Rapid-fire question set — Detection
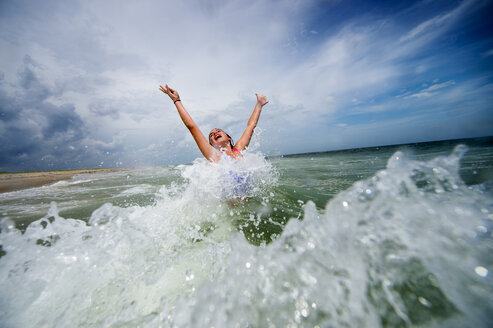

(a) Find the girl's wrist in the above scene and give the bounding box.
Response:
[174,99,181,104]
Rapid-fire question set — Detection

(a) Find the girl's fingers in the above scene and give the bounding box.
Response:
[159,85,168,94]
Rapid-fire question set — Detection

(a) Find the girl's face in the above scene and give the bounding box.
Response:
[209,129,230,148]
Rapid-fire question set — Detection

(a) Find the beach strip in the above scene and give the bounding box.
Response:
[0,168,126,193]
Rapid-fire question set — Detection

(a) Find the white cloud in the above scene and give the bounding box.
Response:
[399,0,472,43]
[425,80,456,91]
[0,0,491,169]
[404,80,456,99]
[482,49,493,57]
[0,0,317,167]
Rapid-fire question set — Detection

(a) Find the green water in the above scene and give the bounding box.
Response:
[0,137,492,327]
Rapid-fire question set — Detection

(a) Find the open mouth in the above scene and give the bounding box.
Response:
[209,130,225,143]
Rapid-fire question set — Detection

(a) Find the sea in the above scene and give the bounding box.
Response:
[1,137,492,328]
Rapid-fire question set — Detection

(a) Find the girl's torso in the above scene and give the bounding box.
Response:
[223,148,242,160]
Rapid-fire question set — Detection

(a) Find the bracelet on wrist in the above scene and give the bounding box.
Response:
[174,99,181,104]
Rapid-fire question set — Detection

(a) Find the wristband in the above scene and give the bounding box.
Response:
[174,99,181,104]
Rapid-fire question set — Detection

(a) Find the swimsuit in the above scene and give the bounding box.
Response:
[220,149,251,197]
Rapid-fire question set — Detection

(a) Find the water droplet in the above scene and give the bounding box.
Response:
[185,269,195,281]
[245,262,251,269]
[474,266,488,277]
[418,296,431,307]
[342,201,349,207]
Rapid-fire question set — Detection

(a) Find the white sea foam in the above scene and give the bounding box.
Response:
[117,184,154,196]
[1,147,492,327]
[0,151,277,327]
[50,178,97,187]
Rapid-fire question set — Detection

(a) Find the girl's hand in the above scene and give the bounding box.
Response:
[159,84,180,102]
[256,93,269,107]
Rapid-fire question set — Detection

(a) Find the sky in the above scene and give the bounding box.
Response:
[0,0,492,171]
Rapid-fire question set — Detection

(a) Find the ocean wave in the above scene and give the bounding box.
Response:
[0,147,492,327]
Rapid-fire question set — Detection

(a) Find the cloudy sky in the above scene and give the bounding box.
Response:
[0,0,492,171]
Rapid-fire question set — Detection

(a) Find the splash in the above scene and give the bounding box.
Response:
[1,146,492,327]
[162,145,493,327]
[0,151,278,327]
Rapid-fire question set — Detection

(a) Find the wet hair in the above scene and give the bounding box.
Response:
[209,128,234,148]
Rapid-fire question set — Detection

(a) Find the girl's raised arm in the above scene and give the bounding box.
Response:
[159,84,220,162]
[234,93,268,151]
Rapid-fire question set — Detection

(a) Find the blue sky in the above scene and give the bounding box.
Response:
[0,0,492,171]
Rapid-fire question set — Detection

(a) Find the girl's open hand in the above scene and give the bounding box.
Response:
[159,84,180,102]
[256,93,269,107]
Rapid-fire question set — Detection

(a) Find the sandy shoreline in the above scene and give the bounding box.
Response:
[0,168,126,193]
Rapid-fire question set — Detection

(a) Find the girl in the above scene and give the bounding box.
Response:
[159,84,268,162]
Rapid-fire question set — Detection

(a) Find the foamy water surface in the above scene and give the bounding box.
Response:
[1,139,492,327]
